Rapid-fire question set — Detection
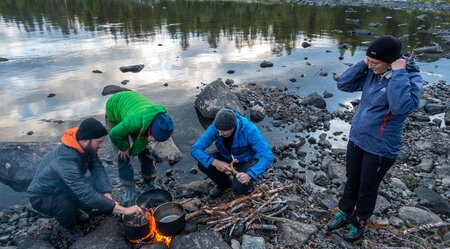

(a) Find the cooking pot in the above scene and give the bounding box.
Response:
[122,212,150,241]
[153,202,186,236]
[135,188,173,209]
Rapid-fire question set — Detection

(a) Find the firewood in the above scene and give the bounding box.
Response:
[243,193,278,228]
[402,222,450,235]
[249,224,278,231]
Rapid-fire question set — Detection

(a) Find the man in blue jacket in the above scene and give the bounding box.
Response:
[191,108,273,198]
[326,35,423,242]
[27,118,143,242]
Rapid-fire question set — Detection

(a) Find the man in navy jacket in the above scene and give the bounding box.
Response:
[191,108,273,198]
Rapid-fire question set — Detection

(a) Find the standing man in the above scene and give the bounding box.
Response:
[191,108,273,198]
[105,91,174,206]
[27,118,143,242]
[327,35,423,241]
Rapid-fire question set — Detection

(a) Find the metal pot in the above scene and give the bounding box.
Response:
[122,213,150,241]
[135,188,173,209]
[153,202,186,236]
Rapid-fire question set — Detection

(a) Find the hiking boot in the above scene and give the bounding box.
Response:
[343,221,367,242]
[121,185,138,207]
[58,225,83,242]
[210,186,225,198]
[327,210,350,231]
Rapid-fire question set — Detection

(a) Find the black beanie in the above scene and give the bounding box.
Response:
[366,35,402,63]
[76,118,108,140]
[214,108,236,131]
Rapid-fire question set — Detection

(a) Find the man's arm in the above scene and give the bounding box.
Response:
[245,126,273,180]
[191,124,217,168]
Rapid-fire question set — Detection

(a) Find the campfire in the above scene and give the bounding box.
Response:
[124,209,172,247]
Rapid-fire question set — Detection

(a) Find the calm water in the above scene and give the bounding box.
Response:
[0,0,449,210]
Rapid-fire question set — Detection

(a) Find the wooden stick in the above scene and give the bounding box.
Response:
[403,222,450,235]
[249,224,278,231]
[228,159,239,175]
[244,193,278,228]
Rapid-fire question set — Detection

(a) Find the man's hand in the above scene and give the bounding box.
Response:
[118,149,130,160]
[103,193,113,200]
[391,58,406,71]
[113,204,143,216]
[236,172,251,184]
[212,159,230,173]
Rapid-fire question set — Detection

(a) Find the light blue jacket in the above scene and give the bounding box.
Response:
[191,112,273,179]
[337,58,423,158]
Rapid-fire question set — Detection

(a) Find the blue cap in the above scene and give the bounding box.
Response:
[150,114,174,142]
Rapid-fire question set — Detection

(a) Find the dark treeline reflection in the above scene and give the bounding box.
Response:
[0,0,446,54]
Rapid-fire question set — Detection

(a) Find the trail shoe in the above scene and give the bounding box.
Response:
[326,210,350,231]
[58,225,83,242]
[210,186,225,199]
[121,186,138,207]
[343,221,367,242]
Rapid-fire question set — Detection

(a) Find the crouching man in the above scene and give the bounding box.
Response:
[191,108,273,198]
[27,118,143,242]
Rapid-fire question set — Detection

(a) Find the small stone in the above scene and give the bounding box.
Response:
[92,70,103,74]
[121,80,129,85]
[163,83,169,87]
[26,131,34,136]
[47,93,55,98]
[227,70,235,74]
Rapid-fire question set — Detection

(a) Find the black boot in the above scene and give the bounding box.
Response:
[343,219,367,242]
[209,186,225,198]
[326,210,350,231]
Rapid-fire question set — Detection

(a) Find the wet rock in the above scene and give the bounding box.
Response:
[163,83,168,87]
[345,18,360,25]
[445,111,450,125]
[414,187,450,216]
[368,23,382,28]
[92,70,103,74]
[147,137,183,165]
[300,92,326,109]
[175,180,210,196]
[225,79,235,86]
[241,235,265,249]
[348,29,372,35]
[188,168,198,175]
[314,192,338,209]
[194,79,245,119]
[0,58,8,62]
[26,131,34,136]
[15,235,54,249]
[182,198,202,212]
[323,90,333,98]
[318,139,332,149]
[373,195,391,215]
[119,64,145,73]
[314,171,329,187]
[259,61,273,68]
[170,230,231,249]
[424,103,446,115]
[47,93,55,98]
[276,220,317,247]
[418,157,434,173]
[319,69,328,77]
[250,105,265,123]
[120,80,129,85]
[416,14,428,21]
[289,78,296,82]
[101,85,131,96]
[227,70,235,74]
[414,45,444,54]
[71,217,129,249]
[338,43,351,49]
[398,206,442,226]
[301,41,311,48]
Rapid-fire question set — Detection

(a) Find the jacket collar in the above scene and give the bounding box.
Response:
[61,128,84,153]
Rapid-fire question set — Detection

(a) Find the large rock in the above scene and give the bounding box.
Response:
[250,105,266,122]
[373,195,391,215]
[119,64,145,73]
[414,187,450,216]
[101,85,131,96]
[241,235,265,249]
[424,103,446,115]
[70,217,129,249]
[0,142,57,192]
[194,80,244,119]
[398,206,442,226]
[170,230,231,249]
[445,110,450,126]
[174,180,210,197]
[147,137,183,165]
[414,45,444,54]
[300,92,327,109]
[276,220,318,247]
[15,235,54,249]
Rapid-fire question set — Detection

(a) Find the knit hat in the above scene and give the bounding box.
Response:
[150,113,174,142]
[366,35,402,63]
[214,108,236,131]
[76,118,108,140]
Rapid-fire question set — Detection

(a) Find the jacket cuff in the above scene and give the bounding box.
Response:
[246,169,257,180]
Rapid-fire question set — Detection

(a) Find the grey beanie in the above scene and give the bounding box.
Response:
[214,108,236,131]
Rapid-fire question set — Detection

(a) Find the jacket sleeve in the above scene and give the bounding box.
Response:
[386,68,423,115]
[191,124,217,168]
[56,159,115,213]
[89,155,113,194]
[337,60,368,92]
[109,116,142,152]
[245,126,273,180]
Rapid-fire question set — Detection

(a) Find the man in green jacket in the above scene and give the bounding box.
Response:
[105,91,174,206]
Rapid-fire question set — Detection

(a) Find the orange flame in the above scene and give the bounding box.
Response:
[128,210,172,247]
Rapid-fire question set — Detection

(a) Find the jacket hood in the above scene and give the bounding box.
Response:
[61,128,84,153]
[141,105,167,136]
[403,55,420,73]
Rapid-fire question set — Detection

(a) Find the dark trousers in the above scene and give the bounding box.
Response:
[118,149,156,187]
[338,141,396,223]
[198,152,255,195]
[30,193,88,228]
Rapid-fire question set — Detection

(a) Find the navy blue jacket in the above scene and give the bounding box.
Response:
[191,112,273,179]
[337,58,423,158]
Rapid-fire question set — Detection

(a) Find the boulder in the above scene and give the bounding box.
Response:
[101,85,131,96]
[259,61,273,68]
[414,187,450,216]
[194,80,244,119]
[418,157,434,173]
[15,235,54,249]
[373,195,391,215]
[147,137,183,165]
[119,64,145,73]
[424,103,446,115]
[70,217,129,249]
[414,45,444,54]
[276,220,317,247]
[398,206,442,226]
[170,230,231,249]
[250,105,266,123]
[300,92,327,109]
[175,180,210,197]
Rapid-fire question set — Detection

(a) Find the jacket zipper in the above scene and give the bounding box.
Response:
[380,110,391,137]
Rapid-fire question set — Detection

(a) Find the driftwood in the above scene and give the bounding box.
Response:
[402,222,450,235]
[186,184,292,235]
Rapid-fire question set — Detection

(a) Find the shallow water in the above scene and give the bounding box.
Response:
[0,0,449,210]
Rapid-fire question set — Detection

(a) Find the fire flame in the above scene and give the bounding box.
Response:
[128,210,172,247]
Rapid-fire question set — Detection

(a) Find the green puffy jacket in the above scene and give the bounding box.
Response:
[106,91,167,156]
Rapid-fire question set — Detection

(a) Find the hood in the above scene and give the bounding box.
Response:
[61,128,84,153]
[403,55,420,73]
